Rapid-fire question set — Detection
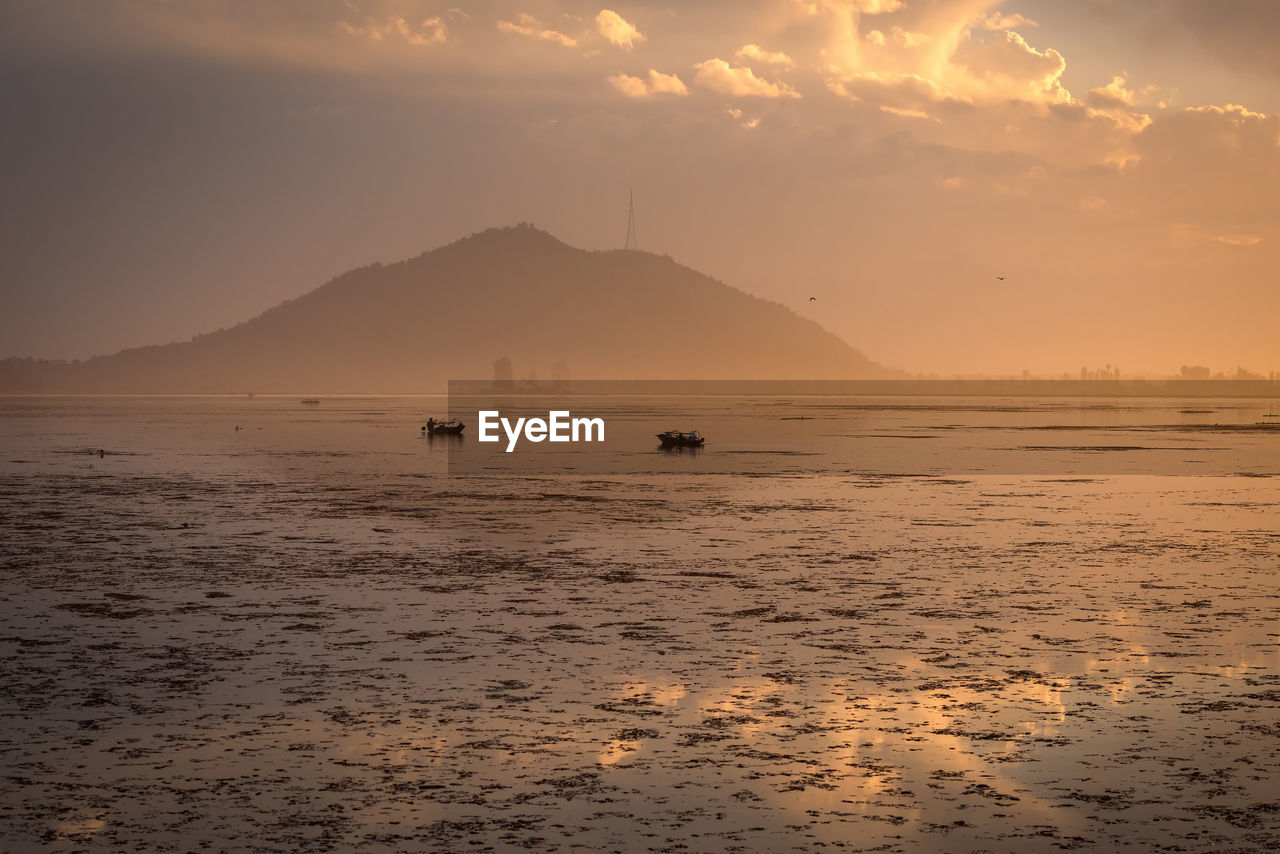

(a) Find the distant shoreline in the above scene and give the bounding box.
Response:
[2,380,1279,399]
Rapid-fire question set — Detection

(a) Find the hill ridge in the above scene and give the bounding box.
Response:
[0,226,897,392]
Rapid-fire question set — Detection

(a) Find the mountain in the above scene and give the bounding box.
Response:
[0,225,898,392]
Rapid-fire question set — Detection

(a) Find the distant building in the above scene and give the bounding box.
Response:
[493,357,513,390]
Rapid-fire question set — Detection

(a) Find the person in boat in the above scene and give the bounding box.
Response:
[426,418,435,433]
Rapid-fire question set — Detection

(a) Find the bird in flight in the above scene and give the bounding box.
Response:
[995,275,1006,281]
[809,296,817,301]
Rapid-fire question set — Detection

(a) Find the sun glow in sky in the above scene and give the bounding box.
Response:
[2,0,1278,375]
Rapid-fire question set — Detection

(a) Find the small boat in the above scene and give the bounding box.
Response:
[425,418,465,436]
[300,398,320,405]
[657,430,704,448]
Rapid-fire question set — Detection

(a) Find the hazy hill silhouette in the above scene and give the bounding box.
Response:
[0,225,898,393]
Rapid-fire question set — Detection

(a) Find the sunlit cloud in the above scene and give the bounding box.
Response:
[497,13,577,48]
[1171,224,1265,248]
[724,106,764,129]
[596,9,644,50]
[335,16,448,47]
[816,1,1073,121]
[1186,102,1267,121]
[648,69,688,95]
[840,0,904,13]
[695,58,800,98]
[1216,233,1264,247]
[828,71,960,118]
[1090,75,1136,108]
[794,0,903,14]
[608,72,649,98]
[888,26,931,48]
[954,30,1070,103]
[608,68,687,98]
[975,11,1038,30]
[736,44,795,67]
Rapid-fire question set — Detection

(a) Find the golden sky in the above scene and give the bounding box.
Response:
[2,1,1278,376]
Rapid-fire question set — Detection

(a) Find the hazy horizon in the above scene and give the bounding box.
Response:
[2,1,1279,377]
[2,224,1276,383]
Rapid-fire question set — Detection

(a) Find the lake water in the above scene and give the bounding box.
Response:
[1,395,1278,852]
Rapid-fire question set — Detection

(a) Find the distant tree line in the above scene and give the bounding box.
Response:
[1180,365,1275,381]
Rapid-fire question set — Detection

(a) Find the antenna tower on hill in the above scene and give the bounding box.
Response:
[624,190,638,250]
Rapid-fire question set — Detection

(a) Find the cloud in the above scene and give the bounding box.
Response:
[888,27,931,48]
[608,73,649,98]
[1134,104,1278,180]
[723,107,760,129]
[793,0,904,36]
[794,0,903,13]
[736,44,795,67]
[954,30,1069,103]
[812,0,1074,114]
[1089,75,1135,107]
[975,12,1038,30]
[828,71,958,118]
[847,0,904,12]
[861,27,930,49]
[694,59,800,98]
[335,16,448,47]
[497,14,577,48]
[1215,233,1263,247]
[791,0,1176,178]
[1171,223,1265,249]
[1117,104,1280,237]
[596,10,644,50]
[648,69,688,95]
[608,69,688,98]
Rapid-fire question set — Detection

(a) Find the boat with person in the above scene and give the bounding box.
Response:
[424,418,465,436]
[657,430,704,448]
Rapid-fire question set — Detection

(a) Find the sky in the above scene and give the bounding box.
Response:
[1,0,1278,377]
